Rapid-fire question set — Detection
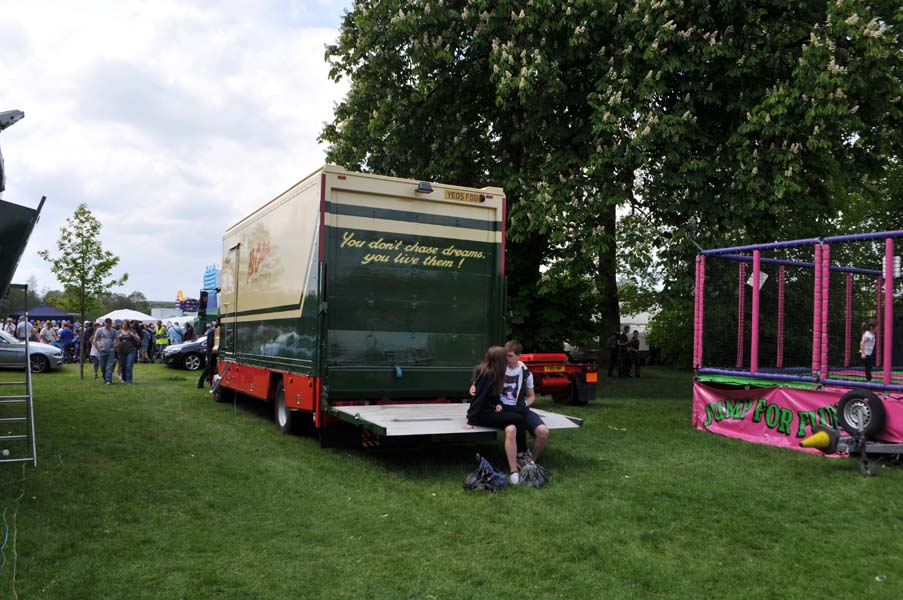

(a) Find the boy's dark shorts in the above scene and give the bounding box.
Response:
[524,409,545,434]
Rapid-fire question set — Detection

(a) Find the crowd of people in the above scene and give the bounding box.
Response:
[3,315,205,385]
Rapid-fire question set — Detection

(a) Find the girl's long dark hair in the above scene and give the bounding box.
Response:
[473,346,508,396]
[862,319,877,333]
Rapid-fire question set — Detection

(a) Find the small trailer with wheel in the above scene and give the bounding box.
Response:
[801,388,903,476]
[211,165,583,447]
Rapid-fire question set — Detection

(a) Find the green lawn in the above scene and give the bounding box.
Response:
[0,364,901,599]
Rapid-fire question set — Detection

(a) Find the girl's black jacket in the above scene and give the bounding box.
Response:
[466,370,499,422]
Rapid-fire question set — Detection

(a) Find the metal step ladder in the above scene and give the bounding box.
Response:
[0,334,37,466]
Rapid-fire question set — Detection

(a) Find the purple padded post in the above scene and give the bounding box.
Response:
[738,262,745,366]
[821,244,830,378]
[884,238,894,385]
[751,250,760,373]
[811,244,822,378]
[777,266,785,369]
[844,273,852,367]
[693,254,700,369]
[699,255,706,368]
[876,277,883,368]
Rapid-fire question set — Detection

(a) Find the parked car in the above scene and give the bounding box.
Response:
[0,330,64,373]
[162,337,207,371]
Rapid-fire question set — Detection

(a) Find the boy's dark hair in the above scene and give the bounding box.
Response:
[504,340,523,355]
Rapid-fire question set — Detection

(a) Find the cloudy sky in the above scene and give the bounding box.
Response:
[1,0,351,301]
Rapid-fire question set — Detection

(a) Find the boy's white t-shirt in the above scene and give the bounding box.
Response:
[500,362,534,406]
[862,330,876,356]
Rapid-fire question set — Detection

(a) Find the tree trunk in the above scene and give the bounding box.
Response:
[506,230,548,352]
[597,202,620,367]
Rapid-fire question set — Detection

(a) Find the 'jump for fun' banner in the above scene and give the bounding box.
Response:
[692,381,848,454]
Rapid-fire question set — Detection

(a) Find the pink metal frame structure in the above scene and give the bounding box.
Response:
[695,230,902,392]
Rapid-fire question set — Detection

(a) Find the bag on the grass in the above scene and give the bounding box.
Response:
[517,461,549,488]
[464,454,508,492]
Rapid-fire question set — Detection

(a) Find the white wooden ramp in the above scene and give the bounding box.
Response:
[327,403,582,438]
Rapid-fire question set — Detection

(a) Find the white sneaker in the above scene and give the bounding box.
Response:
[509,472,519,485]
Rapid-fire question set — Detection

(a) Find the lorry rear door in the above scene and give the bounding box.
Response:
[324,172,504,400]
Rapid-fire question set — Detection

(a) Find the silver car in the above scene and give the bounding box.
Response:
[0,329,64,373]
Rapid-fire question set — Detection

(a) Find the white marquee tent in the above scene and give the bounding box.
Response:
[93,309,157,324]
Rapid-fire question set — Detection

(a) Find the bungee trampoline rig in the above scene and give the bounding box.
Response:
[691,230,903,474]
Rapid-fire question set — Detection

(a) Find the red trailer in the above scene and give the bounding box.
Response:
[520,353,598,406]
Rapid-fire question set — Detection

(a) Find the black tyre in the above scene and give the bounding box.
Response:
[837,389,887,438]
[213,383,233,404]
[552,387,573,404]
[554,385,582,405]
[570,392,590,407]
[274,379,293,434]
[30,354,49,373]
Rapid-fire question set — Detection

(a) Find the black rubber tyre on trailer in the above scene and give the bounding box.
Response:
[837,389,887,438]
[213,383,233,404]
[274,379,294,434]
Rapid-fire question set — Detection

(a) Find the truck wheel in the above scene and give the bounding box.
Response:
[274,380,293,434]
[552,389,572,404]
[570,388,589,407]
[554,385,584,406]
[837,389,887,438]
[213,383,233,404]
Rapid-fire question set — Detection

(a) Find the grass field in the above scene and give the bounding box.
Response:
[0,364,901,599]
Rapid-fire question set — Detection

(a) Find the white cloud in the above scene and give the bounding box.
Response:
[1,0,350,301]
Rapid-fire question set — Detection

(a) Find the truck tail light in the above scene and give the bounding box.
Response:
[585,372,598,383]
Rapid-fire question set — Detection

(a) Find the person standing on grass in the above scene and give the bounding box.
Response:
[197,321,216,389]
[167,321,183,346]
[618,325,631,377]
[115,321,140,385]
[155,321,168,362]
[94,318,117,384]
[860,320,877,381]
[467,346,526,485]
[85,321,100,378]
[39,321,58,346]
[16,316,29,340]
[138,323,151,363]
[59,321,74,363]
[629,330,641,378]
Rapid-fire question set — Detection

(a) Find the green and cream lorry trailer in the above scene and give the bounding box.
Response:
[213,165,581,446]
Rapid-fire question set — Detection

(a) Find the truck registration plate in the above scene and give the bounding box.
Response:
[543,365,565,372]
[444,190,482,203]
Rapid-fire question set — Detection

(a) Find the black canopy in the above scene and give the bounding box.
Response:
[10,303,75,323]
